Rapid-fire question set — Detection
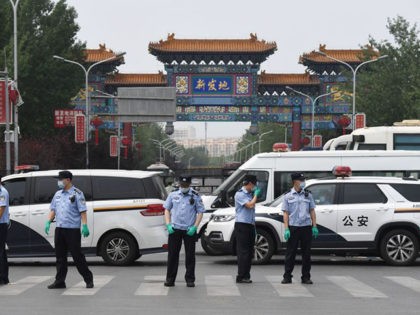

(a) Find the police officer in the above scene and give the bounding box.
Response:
[164,176,205,288]
[0,181,10,285]
[234,175,261,284]
[282,173,318,285]
[45,171,94,289]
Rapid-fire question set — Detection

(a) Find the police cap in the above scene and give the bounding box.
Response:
[243,174,257,185]
[178,176,192,184]
[291,173,305,181]
[55,170,73,180]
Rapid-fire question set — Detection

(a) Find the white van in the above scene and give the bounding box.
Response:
[324,120,420,151]
[2,169,168,266]
[199,150,420,253]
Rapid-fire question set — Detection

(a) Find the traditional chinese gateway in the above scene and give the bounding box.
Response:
[67,34,371,151]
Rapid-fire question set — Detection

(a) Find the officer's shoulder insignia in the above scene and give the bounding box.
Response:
[74,188,82,194]
[191,190,199,196]
[80,199,86,205]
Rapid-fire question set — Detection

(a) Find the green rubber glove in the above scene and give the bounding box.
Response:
[254,187,261,198]
[81,224,90,238]
[186,226,197,236]
[312,226,319,239]
[45,221,51,235]
[284,228,290,241]
[166,223,175,235]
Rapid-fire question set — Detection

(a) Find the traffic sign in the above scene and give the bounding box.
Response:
[110,135,118,157]
[355,113,366,129]
[75,114,86,143]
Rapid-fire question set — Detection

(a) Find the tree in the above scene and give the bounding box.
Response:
[0,0,85,136]
[357,16,420,126]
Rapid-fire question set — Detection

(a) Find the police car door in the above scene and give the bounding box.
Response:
[307,183,339,247]
[336,183,390,244]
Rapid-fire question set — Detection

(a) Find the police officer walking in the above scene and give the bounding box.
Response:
[234,175,261,284]
[282,173,318,285]
[45,171,94,289]
[164,176,205,288]
[0,181,10,285]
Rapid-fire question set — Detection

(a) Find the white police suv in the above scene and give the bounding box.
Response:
[203,167,420,266]
[2,169,169,266]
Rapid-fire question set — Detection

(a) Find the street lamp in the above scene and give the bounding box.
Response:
[316,51,388,128]
[9,0,20,168]
[286,86,337,146]
[258,130,273,153]
[53,52,126,168]
[188,157,194,169]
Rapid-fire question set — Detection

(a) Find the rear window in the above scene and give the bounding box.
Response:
[390,184,420,202]
[2,178,27,205]
[341,183,387,204]
[92,176,146,200]
[143,176,167,200]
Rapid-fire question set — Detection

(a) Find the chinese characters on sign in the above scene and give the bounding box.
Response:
[110,135,118,157]
[342,215,368,227]
[192,76,232,94]
[0,80,13,125]
[74,114,86,143]
[54,109,84,128]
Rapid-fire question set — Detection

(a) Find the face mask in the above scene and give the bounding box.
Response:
[180,187,189,194]
[57,180,65,189]
[299,181,306,189]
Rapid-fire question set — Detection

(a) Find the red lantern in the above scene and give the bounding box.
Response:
[91,117,103,145]
[337,115,351,135]
[301,137,310,146]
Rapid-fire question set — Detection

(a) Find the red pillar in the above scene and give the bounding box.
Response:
[291,121,301,151]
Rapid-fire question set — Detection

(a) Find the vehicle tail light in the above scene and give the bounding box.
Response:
[332,166,352,178]
[140,204,165,216]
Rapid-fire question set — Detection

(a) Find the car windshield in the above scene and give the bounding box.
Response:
[212,169,244,196]
[267,193,286,207]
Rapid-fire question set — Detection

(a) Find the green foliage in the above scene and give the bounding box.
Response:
[182,146,209,167]
[0,0,85,136]
[357,16,420,126]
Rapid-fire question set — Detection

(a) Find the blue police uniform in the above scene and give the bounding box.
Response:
[50,186,87,228]
[235,187,256,225]
[282,186,316,283]
[49,182,92,287]
[0,185,10,284]
[234,181,257,283]
[282,188,315,227]
[164,188,205,230]
[164,184,205,286]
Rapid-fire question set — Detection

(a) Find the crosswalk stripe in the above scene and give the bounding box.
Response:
[326,276,387,298]
[266,276,314,297]
[135,276,168,296]
[0,276,51,296]
[62,275,114,296]
[386,276,420,293]
[205,275,240,296]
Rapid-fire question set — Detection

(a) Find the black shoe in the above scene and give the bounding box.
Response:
[164,281,175,287]
[281,278,292,284]
[186,282,195,288]
[47,282,66,289]
[236,278,252,284]
[0,280,9,285]
[86,281,94,289]
[301,278,313,285]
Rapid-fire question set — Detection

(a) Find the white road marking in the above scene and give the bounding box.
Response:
[205,275,240,296]
[327,276,387,298]
[0,276,51,295]
[266,276,314,297]
[386,276,420,293]
[62,275,114,296]
[135,275,168,296]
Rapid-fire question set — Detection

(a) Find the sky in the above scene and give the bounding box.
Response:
[65,0,420,139]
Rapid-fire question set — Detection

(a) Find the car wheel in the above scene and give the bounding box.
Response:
[100,231,138,266]
[252,229,275,265]
[380,229,419,266]
[200,237,225,256]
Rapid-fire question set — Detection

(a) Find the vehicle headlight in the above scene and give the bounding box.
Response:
[212,215,235,222]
